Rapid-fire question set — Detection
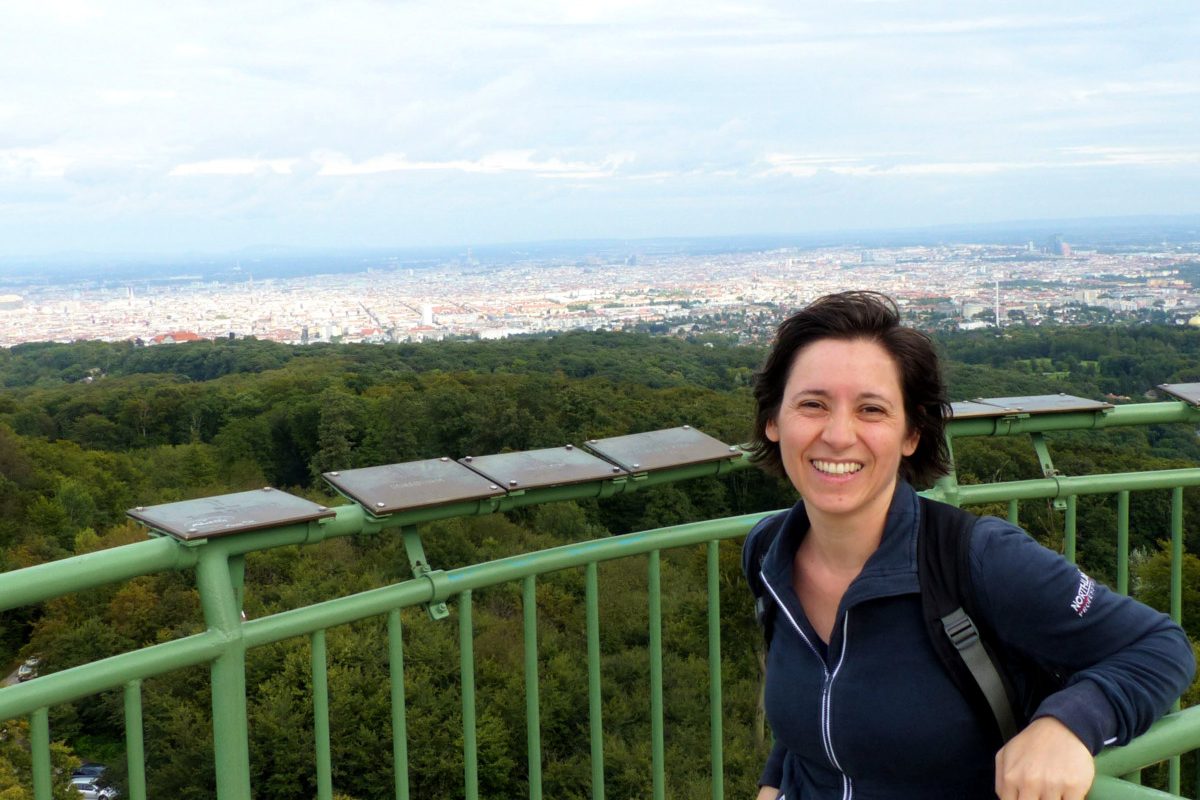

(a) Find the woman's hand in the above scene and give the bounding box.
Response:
[995,717,1094,800]
[755,786,780,800]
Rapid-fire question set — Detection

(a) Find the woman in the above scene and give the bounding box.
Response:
[745,291,1194,800]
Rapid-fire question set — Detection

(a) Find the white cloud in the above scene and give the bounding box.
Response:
[0,148,72,179]
[169,158,298,177]
[313,149,633,179]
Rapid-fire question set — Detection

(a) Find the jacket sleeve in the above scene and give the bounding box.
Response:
[969,517,1195,754]
[759,739,786,788]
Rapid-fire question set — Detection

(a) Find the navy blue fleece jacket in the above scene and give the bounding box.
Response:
[747,482,1194,799]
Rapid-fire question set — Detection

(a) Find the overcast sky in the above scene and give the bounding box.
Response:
[0,0,1197,258]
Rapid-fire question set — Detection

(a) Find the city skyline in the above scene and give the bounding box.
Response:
[0,2,1198,258]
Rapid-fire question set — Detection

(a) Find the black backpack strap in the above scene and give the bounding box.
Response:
[918,497,1020,744]
[743,512,786,650]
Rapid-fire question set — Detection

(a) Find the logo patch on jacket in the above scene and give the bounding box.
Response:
[1071,573,1096,617]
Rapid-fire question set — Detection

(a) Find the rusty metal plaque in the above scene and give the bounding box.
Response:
[127,488,335,541]
[584,426,740,473]
[975,394,1112,415]
[322,459,506,514]
[949,400,1020,419]
[1158,383,1200,406]
[459,445,626,490]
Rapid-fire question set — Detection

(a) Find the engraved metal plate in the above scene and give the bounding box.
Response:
[584,426,740,473]
[459,445,626,490]
[127,488,335,541]
[322,459,506,514]
[1158,383,1200,406]
[976,394,1112,415]
[949,400,1019,419]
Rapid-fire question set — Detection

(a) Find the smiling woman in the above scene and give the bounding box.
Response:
[743,291,1194,800]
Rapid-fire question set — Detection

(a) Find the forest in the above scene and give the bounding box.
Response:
[3,324,1200,798]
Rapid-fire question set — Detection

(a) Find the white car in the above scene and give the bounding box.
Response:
[70,776,118,800]
[16,657,39,681]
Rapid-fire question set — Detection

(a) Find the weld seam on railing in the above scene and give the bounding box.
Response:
[387,609,410,800]
[523,576,543,800]
[125,679,147,800]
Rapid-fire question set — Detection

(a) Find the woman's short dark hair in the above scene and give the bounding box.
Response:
[749,291,951,488]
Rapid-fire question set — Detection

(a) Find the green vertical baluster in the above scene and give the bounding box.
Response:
[1117,491,1130,596]
[312,630,333,800]
[125,680,147,800]
[523,576,543,800]
[1064,495,1077,564]
[388,609,410,800]
[707,540,724,800]
[1007,499,1019,526]
[30,707,50,800]
[460,591,479,800]
[649,550,665,800]
[197,549,252,800]
[586,563,605,800]
[1171,487,1183,795]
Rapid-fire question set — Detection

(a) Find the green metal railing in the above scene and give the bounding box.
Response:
[3,400,1200,799]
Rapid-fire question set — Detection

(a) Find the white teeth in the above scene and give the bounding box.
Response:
[812,460,863,475]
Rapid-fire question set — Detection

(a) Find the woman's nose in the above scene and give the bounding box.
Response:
[821,410,856,448]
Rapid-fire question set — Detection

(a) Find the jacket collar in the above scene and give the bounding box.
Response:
[761,481,922,605]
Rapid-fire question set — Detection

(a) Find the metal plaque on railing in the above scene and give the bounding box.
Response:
[583,426,741,473]
[1158,383,1200,406]
[949,400,1020,419]
[322,459,507,515]
[950,394,1112,419]
[459,445,626,490]
[127,488,336,541]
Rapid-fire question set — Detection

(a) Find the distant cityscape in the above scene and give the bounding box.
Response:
[1,234,1199,348]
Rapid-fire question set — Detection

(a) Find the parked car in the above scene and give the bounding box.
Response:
[72,762,106,779]
[16,656,40,682]
[70,775,118,800]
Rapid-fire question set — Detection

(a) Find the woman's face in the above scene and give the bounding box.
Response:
[765,337,918,527]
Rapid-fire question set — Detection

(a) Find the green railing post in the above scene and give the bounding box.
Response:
[387,609,410,800]
[707,540,725,800]
[586,562,606,800]
[1065,495,1078,564]
[1007,498,1019,526]
[312,630,333,800]
[1170,487,1184,795]
[649,550,665,800]
[523,576,543,800]
[125,679,147,800]
[1117,491,1130,596]
[460,591,479,800]
[196,548,253,800]
[30,707,50,800]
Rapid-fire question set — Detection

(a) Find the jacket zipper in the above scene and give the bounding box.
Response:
[761,574,854,800]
